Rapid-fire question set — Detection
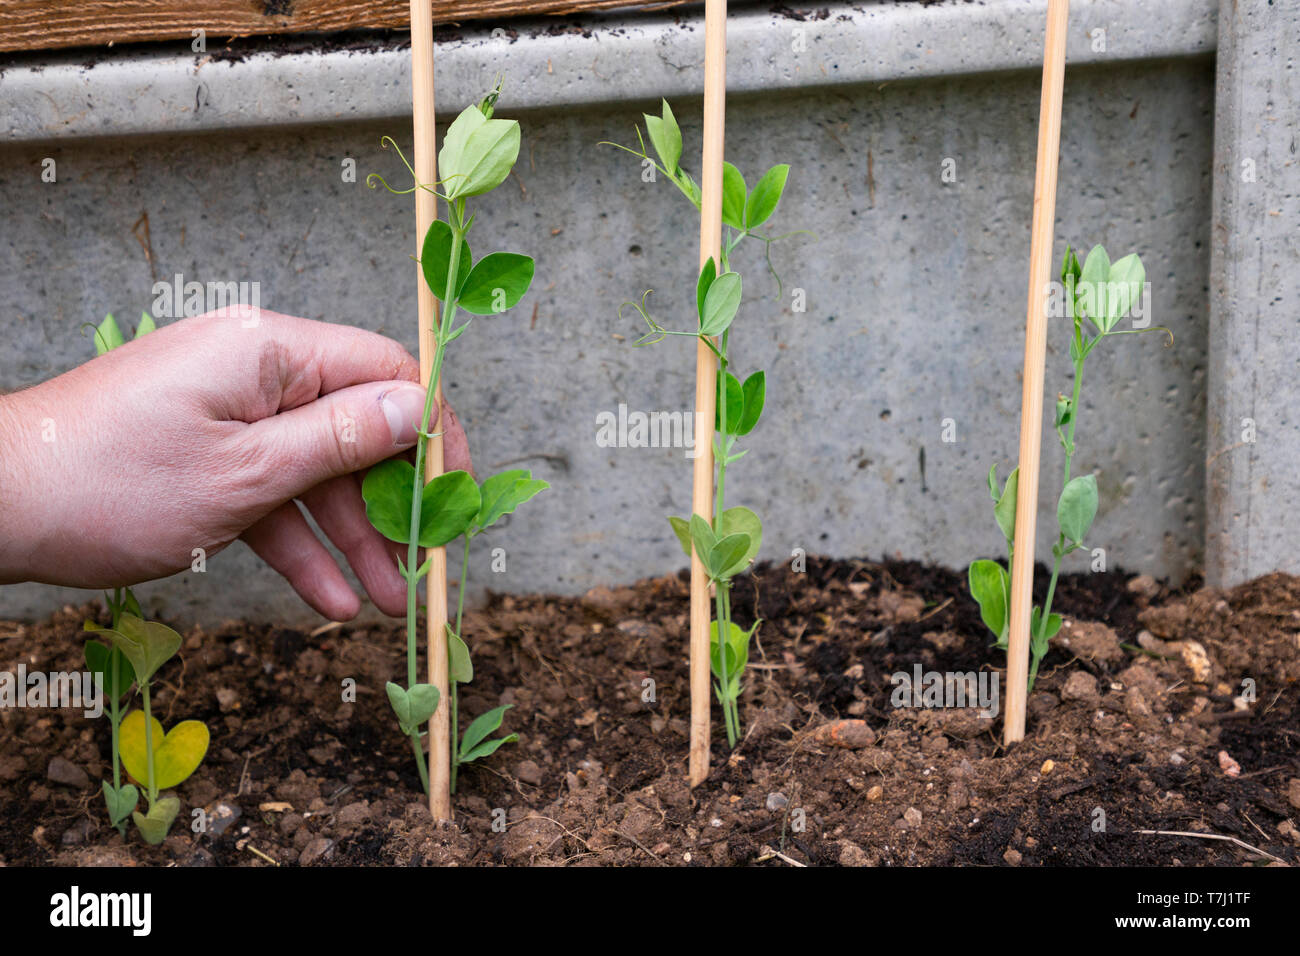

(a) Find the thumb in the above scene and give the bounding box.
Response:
[242,382,427,502]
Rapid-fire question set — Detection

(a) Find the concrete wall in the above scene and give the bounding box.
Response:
[0,1,1229,624]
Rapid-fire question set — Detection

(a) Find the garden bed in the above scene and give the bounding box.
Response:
[1,557,1297,867]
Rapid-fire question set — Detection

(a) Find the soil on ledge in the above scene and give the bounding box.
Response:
[1,557,1297,867]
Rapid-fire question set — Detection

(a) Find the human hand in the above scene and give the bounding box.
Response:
[0,307,472,620]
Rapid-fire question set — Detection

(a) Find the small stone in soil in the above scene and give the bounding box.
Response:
[46,757,89,789]
[299,837,335,865]
[61,818,92,846]
[515,759,543,786]
[336,802,370,827]
[1004,848,1023,866]
[1061,671,1098,701]
[207,801,242,837]
[903,807,922,827]
[765,792,789,812]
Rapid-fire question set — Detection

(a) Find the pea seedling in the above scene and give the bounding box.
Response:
[364,87,541,793]
[606,101,794,746]
[84,610,209,845]
[82,587,140,837]
[969,244,1164,689]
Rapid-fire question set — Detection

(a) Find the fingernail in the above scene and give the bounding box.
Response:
[381,386,425,446]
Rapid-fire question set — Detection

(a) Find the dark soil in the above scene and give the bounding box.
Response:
[1,558,1297,867]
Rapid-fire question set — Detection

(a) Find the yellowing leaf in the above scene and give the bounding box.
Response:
[119,711,209,790]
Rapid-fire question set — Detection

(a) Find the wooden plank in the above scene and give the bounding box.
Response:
[0,0,683,54]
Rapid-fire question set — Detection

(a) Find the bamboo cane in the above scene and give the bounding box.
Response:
[408,0,452,820]
[1004,0,1069,746]
[688,0,728,788]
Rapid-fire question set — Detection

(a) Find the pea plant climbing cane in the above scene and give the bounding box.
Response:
[606,99,794,756]
[364,87,540,804]
[970,244,1165,692]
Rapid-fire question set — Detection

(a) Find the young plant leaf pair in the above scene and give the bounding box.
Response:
[667,508,763,583]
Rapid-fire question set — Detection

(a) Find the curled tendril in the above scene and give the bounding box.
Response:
[620,290,663,347]
[1109,325,1175,348]
[79,321,110,354]
[366,135,448,200]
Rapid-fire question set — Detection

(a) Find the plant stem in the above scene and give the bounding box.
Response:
[1030,346,1087,686]
[141,682,156,805]
[450,532,471,794]
[399,200,466,795]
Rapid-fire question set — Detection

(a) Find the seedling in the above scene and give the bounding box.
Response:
[606,101,795,746]
[969,244,1165,689]
[82,587,140,837]
[83,600,209,845]
[364,87,540,793]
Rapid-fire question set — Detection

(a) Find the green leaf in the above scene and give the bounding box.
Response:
[1078,244,1111,331]
[688,514,717,565]
[696,258,717,322]
[994,466,1019,543]
[668,515,692,558]
[132,796,180,846]
[721,162,747,230]
[708,532,751,581]
[716,371,745,435]
[361,462,481,548]
[737,371,765,436]
[440,105,521,200]
[457,253,534,315]
[1032,607,1063,643]
[1060,244,1081,286]
[643,100,682,173]
[84,639,136,703]
[386,681,440,736]
[101,781,139,827]
[135,312,156,338]
[1106,253,1145,331]
[361,460,418,543]
[968,559,1009,644]
[475,469,549,532]
[1057,474,1099,546]
[700,271,742,337]
[419,470,482,548]
[718,506,762,569]
[709,620,755,691]
[85,615,180,686]
[94,314,125,355]
[460,733,519,764]
[420,220,472,302]
[447,626,473,684]
[459,704,513,758]
[744,164,790,229]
